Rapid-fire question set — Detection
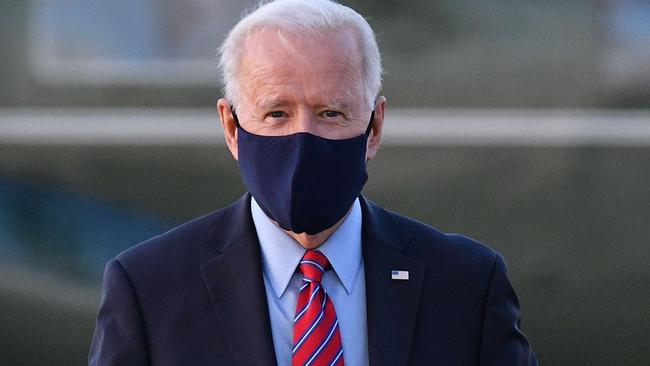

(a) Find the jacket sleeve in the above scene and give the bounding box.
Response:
[479,254,538,365]
[89,259,149,366]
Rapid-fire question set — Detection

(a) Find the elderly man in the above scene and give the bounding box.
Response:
[90,1,536,365]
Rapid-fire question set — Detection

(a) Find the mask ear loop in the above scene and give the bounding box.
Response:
[365,110,375,136]
[230,107,241,128]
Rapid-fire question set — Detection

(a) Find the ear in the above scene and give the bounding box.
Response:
[217,98,239,160]
[366,96,386,161]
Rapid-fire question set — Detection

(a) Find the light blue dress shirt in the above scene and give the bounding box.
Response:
[251,197,369,366]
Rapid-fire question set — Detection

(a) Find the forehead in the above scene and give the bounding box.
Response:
[238,27,365,106]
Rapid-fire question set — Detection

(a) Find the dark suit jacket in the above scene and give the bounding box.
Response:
[89,194,537,365]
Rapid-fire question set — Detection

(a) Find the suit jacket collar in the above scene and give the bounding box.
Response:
[199,194,424,366]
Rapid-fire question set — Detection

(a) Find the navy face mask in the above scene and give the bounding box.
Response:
[233,110,374,235]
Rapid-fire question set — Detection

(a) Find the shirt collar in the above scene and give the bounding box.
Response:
[252,197,363,298]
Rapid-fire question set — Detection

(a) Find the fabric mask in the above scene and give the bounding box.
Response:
[234,111,374,235]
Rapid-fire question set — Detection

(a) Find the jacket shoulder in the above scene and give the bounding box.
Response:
[378,204,500,268]
[114,196,249,270]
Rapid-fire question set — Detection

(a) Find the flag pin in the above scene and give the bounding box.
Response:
[391,270,409,280]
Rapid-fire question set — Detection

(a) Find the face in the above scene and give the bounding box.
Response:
[218,26,385,160]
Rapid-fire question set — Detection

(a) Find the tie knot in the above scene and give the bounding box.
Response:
[298,250,329,283]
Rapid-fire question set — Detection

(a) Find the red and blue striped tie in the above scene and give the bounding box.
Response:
[292,250,344,366]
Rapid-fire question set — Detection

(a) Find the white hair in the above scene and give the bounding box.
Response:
[219,0,382,109]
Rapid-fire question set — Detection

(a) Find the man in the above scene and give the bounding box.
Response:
[90,1,537,365]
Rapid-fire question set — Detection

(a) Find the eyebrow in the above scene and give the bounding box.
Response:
[256,98,289,110]
[255,98,353,111]
[321,101,351,111]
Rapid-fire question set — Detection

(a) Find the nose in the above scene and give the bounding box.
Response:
[291,109,318,135]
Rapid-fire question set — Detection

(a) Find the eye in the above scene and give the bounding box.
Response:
[322,110,341,118]
[268,111,285,118]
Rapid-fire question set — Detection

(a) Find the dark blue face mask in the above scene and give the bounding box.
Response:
[233,110,374,235]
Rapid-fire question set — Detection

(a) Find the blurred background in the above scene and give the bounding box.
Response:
[1,0,648,365]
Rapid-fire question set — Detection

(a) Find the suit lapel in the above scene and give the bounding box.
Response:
[199,195,277,366]
[361,197,425,366]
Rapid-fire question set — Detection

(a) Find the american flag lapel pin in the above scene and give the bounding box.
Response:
[391,270,409,280]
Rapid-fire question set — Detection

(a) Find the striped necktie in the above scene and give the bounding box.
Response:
[292,250,344,366]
